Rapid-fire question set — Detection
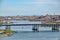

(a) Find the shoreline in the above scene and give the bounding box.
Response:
[0,30,16,38]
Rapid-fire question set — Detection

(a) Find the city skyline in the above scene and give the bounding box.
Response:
[0,0,60,16]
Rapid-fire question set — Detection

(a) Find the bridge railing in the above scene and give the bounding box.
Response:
[0,24,60,27]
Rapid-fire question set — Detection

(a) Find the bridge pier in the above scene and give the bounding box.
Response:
[32,25,39,32]
[52,25,60,31]
[5,26,11,30]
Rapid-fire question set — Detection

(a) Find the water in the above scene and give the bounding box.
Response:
[0,31,60,40]
[0,20,60,40]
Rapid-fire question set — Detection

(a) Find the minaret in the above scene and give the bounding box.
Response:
[54,12,55,15]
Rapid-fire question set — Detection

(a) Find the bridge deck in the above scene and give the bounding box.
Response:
[0,24,60,27]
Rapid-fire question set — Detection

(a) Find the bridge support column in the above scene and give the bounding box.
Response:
[5,26,11,30]
[52,26,60,31]
[32,25,39,32]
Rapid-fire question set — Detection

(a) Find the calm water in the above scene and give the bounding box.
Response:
[0,31,60,40]
[0,20,60,40]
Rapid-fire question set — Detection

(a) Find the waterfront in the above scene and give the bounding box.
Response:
[0,20,60,40]
[0,0,60,40]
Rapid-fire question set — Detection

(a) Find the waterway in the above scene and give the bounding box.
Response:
[0,20,60,40]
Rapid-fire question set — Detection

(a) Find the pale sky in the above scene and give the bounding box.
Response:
[0,0,60,16]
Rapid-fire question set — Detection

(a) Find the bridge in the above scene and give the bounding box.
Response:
[0,24,60,32]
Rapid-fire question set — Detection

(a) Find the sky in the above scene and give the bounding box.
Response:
[0,0,60,16]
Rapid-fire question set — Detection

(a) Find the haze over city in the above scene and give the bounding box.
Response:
[0,0,60,16]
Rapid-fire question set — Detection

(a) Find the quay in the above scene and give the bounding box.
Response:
[0,15,60,32]
[0,24,60,32]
